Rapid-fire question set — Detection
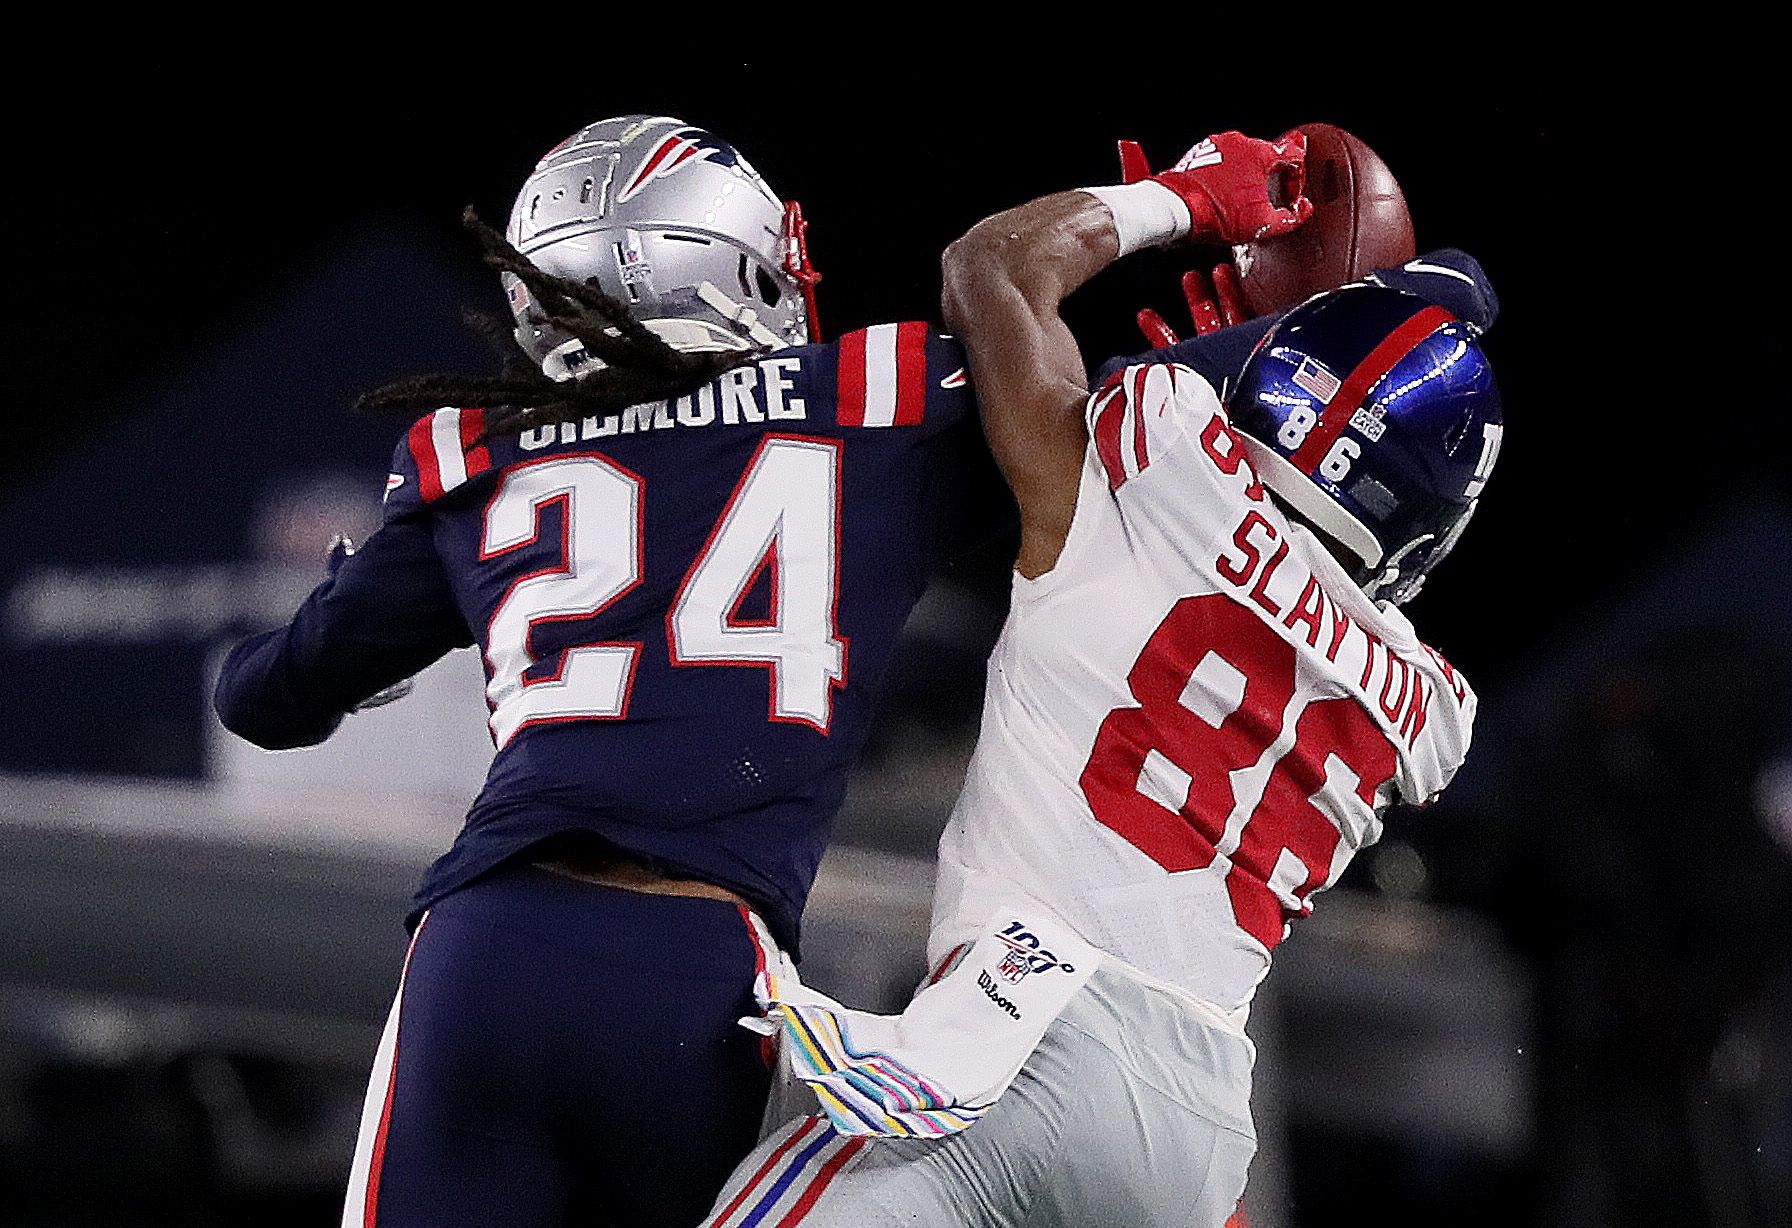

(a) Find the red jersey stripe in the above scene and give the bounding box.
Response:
[1289,305,1454,474]
[407,414,444,502]
[458,407,492,478]
[836,329,869,426]
[1091,385,1130,491]
[892,322,928,426]
[1130,366,1152,476]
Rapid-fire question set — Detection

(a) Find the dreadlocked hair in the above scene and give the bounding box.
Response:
[355,207,767,443]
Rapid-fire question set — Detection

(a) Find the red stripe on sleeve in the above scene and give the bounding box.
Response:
[775,1135,868,1226]
[836,329,868,426]
[892,322,928,425]
[922,942,970,988]
[458,407,492,478]
[1288,305,1454,474]
[1091,386,1130,492]
[1130,367,1152,476]
[407,414,444,502]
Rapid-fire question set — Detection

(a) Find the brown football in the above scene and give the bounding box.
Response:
[1233,123,1415,318]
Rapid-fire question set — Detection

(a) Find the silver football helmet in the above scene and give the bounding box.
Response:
[504,114,821,379]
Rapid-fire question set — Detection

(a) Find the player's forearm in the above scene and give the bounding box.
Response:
[214,628,348,750]
[214,525,471,749]
[941,191,1120,337]
[940,192,1120,576]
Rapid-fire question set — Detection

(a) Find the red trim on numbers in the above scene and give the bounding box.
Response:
[835,329,868,426]
[1288,305,1454,474]
[724,539,782,629]
[665,433,849,734]
[407,414,444,502]
[478,453,646,747]
[892,322,928,425]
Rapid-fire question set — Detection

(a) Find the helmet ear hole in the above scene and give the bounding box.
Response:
[755,266,782,307]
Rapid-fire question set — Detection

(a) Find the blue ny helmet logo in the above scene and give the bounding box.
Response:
[617,128,742,203]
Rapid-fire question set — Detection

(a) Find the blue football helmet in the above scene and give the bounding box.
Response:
[1229,285,1502,604]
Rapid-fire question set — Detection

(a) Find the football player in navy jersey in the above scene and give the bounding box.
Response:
[216,115,977,1227]
[215,113,1502,1227]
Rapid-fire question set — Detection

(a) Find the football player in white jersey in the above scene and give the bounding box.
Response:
[702,131,1502,1227]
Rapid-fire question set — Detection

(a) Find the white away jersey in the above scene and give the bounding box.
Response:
[932,362,1477,1021]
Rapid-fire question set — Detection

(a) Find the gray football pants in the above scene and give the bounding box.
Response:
[702,964,1257,1227]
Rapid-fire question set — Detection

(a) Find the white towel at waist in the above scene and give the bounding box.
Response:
[739,901,1103,1138]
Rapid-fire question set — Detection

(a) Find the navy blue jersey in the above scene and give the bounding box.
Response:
[1097,248,1500,392]
[216,324,973,950]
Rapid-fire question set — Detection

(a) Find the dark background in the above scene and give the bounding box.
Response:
[6,52,1745,696]
[3,45,1785,1227]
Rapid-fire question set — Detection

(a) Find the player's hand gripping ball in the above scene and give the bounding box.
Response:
[1230,123,1415,317]
[1124,130,1314,245]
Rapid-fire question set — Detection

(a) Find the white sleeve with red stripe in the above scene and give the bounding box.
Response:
[834,323,933,428]
[1084,362,1217,493]
[386,407,494,515]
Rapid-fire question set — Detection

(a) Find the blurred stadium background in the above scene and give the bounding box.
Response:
[2,53,1783,1227]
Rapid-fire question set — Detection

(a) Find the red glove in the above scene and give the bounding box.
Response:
[1133,262,1255,347]
[1118,131,1312,244]
[1209,263,1248,328]
[1135,306,1180,347]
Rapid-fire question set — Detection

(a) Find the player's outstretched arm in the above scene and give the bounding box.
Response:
[214,520,472,749]
[941,191,1120,579]
[942,131,1311,578]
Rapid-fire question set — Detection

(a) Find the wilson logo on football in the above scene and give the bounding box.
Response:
[617,128,740,203]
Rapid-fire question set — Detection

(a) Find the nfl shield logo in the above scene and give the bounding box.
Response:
[998,948,1032,984]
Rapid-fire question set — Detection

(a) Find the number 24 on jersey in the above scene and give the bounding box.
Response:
[480,435,846,747]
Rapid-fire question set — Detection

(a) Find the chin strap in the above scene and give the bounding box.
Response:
[694,281,789,350]
[537,292,781,382]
